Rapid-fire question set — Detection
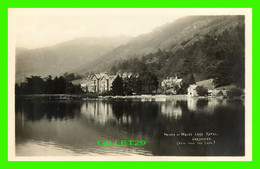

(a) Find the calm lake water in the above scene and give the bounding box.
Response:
[15,97,245,156]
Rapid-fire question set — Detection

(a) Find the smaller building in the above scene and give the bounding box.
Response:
[187,84,198,97]
[211,84,238,97]
[187,78,215,97]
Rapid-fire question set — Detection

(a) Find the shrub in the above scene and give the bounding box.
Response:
[216,91,224,96]
[226,88,243,98]
[83,92,98,98]
[196,86,208,96]
[100,91,113,96]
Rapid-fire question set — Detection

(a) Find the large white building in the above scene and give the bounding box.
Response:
[71,72,135,93]
[71,72,116,93]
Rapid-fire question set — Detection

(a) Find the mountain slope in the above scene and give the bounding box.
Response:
[110,23,245,88]
[106,17,245,88]
[16,36,132,82]
[74,15,245,74]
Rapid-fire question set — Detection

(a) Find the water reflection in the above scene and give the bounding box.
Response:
[15,98,245,156]
[161,101,183,119]
[15,101,81,121]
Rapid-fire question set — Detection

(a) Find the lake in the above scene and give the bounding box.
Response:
[15,97,245,156]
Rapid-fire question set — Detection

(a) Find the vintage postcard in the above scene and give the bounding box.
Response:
[8,8,252,161]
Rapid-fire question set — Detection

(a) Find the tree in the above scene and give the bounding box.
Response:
[45,75,54,94]
[129,77,142,94]
[75,74,82,80]
[139,72,158,94]
[65,82,75,94]
[123,76,142,95]
[173,85,180,94]
[15,83,21,95]
[111,76,124,95]
[63,73,76,81]
[23,76,45,94]
[183,74,195,85]
[110,66,117,74]
[177,82,189,94]
[123,77,133,95]
[226,88,243,98]
[73,84,83,94]
[196,86,208,96]
[56,76,66,93]
[16,75,83,95]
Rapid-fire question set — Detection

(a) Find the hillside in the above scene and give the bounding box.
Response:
[15,36,132,82]
[74,16,244,74]
[75,15,245,87]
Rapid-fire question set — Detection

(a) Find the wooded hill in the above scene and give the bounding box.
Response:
[105,16,245,88]
[110,23,245,88]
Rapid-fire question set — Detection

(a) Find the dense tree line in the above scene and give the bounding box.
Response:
[111,72,159,96]
[110,24,245,89]
[15,75,83,95]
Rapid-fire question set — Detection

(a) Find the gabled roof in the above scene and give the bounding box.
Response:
[100,75,109,80]
[94,74,101,79]
[215,84,237,90]
[72,73,117,85]
[196,78,215,90]
[188,84,197,90]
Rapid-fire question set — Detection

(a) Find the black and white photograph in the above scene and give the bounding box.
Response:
[8,8,252,160]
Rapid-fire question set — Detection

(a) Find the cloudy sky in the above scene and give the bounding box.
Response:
[10,8,186,49]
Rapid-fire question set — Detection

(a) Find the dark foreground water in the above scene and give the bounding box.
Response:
[15,97,245,156]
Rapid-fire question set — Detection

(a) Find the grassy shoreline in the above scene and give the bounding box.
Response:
[15,94,238,101]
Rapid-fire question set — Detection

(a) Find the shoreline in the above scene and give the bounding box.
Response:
[15,94,242,101]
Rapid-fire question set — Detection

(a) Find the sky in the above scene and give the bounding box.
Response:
[11,8,185,49]
[10,8,248,49]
